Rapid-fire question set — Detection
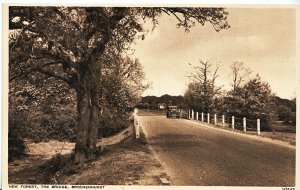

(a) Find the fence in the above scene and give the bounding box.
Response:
[187,109,261,135]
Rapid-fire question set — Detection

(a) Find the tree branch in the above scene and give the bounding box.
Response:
[35,67,70,84]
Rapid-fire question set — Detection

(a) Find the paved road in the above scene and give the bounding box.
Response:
[139,114,295,186]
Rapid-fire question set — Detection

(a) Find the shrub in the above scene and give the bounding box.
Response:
[8,115,27,162]
[40,154,69,174]
[221,75,277,131]
[98,115,130,137]
[277,105,295,124]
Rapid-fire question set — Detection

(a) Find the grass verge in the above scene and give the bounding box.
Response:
[9,125,168,185]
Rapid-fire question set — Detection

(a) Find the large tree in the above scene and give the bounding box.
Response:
[9,7,229,162]
[184,60,222,113]
[223,74,277,130]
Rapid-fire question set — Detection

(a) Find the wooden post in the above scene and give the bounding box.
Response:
[232,116,235,129]
[134,108,140,139]
[192,110,194,120]
[243,117,246,132]
[207,113,210,124]
[201,112,204,122]
[196,112,199,120]
[222,115,225,127]
[188,109,190,119]
[214,114,217,125]
[257,119,261,135]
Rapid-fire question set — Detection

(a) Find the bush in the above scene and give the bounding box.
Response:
[8,115,27,162]
[98,115,130,137]
[40,154,70,174]
[290,112,296,124]
[9,109,77,143]
[25,115,77,143]
[259,113,275,131]
[277,105,295,124]
[9,79,77,144]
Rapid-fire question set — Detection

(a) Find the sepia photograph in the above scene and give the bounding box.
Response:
[2,3,299,189]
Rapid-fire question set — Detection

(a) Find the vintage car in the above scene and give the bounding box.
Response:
[166,106,181,118]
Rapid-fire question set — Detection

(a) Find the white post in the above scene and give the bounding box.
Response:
[192,110,194,120]
[201,112,204,122]
[196,112,199,120]
[257,119,261,135]
[243,117,246,132]
[232,116,235,129]
[134,108,140,139]
[207,113,210,124]
[222,115,225,127]
[214,114,217,125]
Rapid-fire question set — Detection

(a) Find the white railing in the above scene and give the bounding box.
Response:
[188,109,261,135]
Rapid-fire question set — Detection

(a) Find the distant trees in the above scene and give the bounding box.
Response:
[137,95,184,109]
[184,60,221,113]
[277,105,294,123]
[275,96,296,124]
[184,60,281,130]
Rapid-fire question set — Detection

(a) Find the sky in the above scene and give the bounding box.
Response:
[132,8,296,99]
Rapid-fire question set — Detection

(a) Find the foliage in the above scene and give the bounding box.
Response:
[273,96,296,124]
[100,54,148,114]
[243,75,276,118]
[184,82,211,112]
[8,115,27,162]
[274,96,296,112]
[223,75,277,130]
[96,52,148,137]
[9,77,77,142]
[277,105,296,124]
[9,7,229,89]
[99,114,131,138]
[137,95,184,109]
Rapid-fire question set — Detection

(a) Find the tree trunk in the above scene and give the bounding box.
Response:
[74,91,101,163]
[74,66,102,163]
[86,92,100,158]
[74,91,90,163]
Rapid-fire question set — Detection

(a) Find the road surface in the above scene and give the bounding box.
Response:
[139,112,295,186]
